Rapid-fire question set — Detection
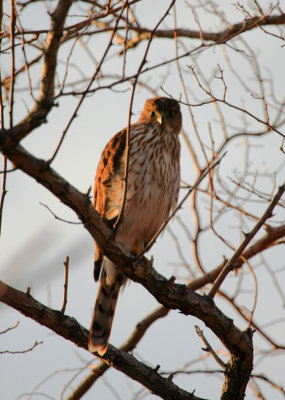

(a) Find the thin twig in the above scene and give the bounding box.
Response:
[9,0,16,128]
[208,183,285,298]
[172,6,201,173]
[0,1,16,236]
[0,321,19,334]
[39,202,81,225]
[61,256,69,314]
[0,157,7,236]
[245,259,258,328]
[195,325,226,369]
[187,67,285,139]
[14,6,36,101]
[0,340,43,354]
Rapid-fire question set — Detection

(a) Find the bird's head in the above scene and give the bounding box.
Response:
[138,97,182,135]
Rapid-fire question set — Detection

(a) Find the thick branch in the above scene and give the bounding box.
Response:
[0,281,203,400]
[2,0,72,139]
[3,10,285,44]
[114,13,285,44]
[67,306,170,400]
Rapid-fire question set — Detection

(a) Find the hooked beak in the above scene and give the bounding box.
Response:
[157,111,166,125]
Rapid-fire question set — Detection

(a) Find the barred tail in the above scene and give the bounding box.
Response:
[88,260,122,355]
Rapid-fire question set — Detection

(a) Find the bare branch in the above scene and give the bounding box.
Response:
[0,321,19,334]
[0,280,204,400]
[39,202,81,225]
[0,339,43,354]
[126,13,285,44]
[2,0,73,140]
[195,325,226,369]
[67,304,170,400]
[61,256,69,314]
[208,183,285,298]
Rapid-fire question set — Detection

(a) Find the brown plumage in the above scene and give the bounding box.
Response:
[89,97,182,355]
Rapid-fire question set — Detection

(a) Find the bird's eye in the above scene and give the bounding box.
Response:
[169,111,175,119]
[151,111,156,118]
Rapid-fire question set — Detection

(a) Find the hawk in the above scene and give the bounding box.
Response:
[89,97,182,355]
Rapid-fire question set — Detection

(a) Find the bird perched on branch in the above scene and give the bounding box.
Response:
[89,97,182,355]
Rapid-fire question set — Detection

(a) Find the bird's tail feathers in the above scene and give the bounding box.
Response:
[88,259,123,355]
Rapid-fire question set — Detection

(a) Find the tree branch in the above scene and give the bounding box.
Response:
[105,13,285,45]
[2,0,73,140]
[67,305,170,400]
[208,183,285,298]
[0,280,204,400]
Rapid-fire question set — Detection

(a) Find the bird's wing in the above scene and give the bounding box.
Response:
[93,128,126,281]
